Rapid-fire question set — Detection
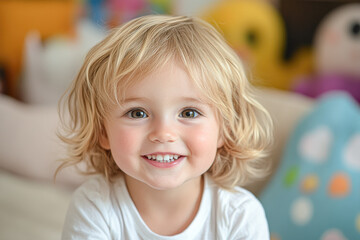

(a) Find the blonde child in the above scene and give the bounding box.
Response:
[58,15,273,239]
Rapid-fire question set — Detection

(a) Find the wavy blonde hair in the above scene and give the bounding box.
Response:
[57,15,273,190]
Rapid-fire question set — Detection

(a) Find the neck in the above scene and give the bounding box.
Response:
[124,175,204,236]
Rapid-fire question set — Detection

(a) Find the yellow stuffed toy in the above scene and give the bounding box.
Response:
[202,0,313,90]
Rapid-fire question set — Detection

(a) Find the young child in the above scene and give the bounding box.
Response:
[58,15,273,239]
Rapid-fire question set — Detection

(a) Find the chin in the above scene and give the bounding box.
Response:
[144,175,201,191]
[144,178,186,191]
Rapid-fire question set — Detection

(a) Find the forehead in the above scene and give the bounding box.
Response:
[119,60,211,103]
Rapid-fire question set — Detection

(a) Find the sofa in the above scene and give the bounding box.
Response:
[0,87,314,239]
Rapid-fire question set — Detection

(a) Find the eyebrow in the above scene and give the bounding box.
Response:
[122,97,151,103]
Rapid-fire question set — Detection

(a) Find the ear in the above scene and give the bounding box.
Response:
[99,127,110,150]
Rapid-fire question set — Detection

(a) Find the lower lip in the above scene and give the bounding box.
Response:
[143,156,184,168]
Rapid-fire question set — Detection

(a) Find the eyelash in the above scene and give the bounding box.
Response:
[126,108,148,119]
[124,107,203,119]
[179,108,202,118]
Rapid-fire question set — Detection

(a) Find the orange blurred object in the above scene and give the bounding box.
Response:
[0,0,77,97]
[328,172,350,198]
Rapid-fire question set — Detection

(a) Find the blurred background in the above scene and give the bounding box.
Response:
[0,0,359,239]
[0,0,359,104]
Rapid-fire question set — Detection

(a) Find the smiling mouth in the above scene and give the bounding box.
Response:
[142,154,181,163]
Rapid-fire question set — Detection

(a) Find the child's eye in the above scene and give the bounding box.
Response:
[126,109,148,118]
[179,109,200,118]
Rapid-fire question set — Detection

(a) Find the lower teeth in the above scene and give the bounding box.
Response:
[153,159,174,163]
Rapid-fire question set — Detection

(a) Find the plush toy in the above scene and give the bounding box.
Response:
[149,0,173,14]
[261,92,360,240]
[0,0,76,97]
[293,4,360,103]
[21,20,106,105]
[85,0,108,25]
[202,0,313,90]
[86,0,172,28]
[106,0,147,27]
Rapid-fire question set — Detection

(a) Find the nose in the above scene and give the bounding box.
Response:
[148,119,178,143]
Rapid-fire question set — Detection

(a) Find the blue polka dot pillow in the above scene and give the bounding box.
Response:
[260,92,360,240]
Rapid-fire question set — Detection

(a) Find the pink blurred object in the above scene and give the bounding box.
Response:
[295,74,360,103]
[107,0,147,25]
[293,4,360,103]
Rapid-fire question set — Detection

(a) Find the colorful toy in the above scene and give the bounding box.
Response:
[85,0,108,25]
[106,0,147,27]
[261,93,360,240]
[293,4,360,103]
[86,0,172,28]
[202,0,313,90]
[0,0,76,97]
[21,20,106,105]
[149,0,172,14]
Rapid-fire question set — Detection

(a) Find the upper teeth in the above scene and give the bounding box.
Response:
[145,154,180,162]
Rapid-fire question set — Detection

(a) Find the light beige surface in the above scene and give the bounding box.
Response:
[0,170,71,240]
[0,87,314,239]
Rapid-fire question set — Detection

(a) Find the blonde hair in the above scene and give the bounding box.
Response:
[57,15,273,190]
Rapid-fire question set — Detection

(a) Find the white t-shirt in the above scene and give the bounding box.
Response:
[62,174,269,240]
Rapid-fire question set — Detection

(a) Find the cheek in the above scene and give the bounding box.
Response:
[107,127,141,157]
[185,124,220,159]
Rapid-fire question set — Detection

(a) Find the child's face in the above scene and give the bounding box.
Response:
[100,61,223,191]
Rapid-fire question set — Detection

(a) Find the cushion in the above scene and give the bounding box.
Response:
[247,87,313,195]
[0,94,85,188]
[260,92,360,240]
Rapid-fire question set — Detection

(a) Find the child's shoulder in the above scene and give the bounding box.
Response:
[72,174,123,206]
[206,175,268,237]
[206,175,264,213]
[75,174,109,193]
